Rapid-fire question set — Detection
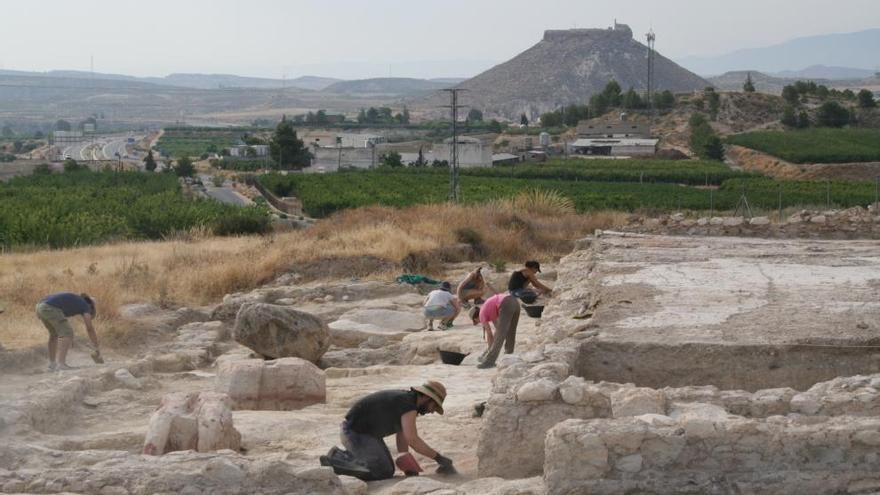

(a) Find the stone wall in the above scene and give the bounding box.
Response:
[544,416,880,494]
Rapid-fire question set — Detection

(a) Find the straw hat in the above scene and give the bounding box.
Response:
[412,380,446,414]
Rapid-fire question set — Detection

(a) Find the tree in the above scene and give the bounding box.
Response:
[743,72,756,93]
[622,88,644,109]
[816,101,850,127]
[601,80,622,107]
[269,119,310,168]
[488,119,503,133]
[401,106,410,124]
[520,113,529,127]
[689,113,724,160]
[143,150,157,172]
[781,106,797,127]
[357,108,367,124]
[782,85,800,106]
[467,108,483,123]
[381,151,403,168]
[33,163,52,175]
[366,107,380,123]
[414,147,426,167]
[858,89,877,108]
[174,156,195,177]
[815,85,830,99]
[55,120,72,132]
[796,110,811,129]
[704,87,721,119]
[653,90,676,109]
[1,125,13,138]
[590,93,610,116]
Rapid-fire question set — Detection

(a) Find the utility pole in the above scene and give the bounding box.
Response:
[646,29,656,112]
[441,89,467,204]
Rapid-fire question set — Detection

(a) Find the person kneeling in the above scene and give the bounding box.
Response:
[321,381,455,481]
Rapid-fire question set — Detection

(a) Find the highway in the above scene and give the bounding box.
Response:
[61,134,144,166]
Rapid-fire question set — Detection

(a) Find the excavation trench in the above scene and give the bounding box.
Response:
[575,340,880,392]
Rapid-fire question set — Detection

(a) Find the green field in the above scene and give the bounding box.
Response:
[466,159,756,186]
[726,128,880,164]
[259,166,878,218]
[157,127,253,158]
[0,171,269,249]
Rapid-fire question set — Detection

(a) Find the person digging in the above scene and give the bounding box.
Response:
[321,381,456,481]
[36,292,103,371]
[470,291,521,369]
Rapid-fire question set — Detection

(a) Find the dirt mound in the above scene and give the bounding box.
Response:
[728,144,880,181]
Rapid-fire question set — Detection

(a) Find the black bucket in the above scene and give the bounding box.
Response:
[523,305,544,318]
[438,350,468,365]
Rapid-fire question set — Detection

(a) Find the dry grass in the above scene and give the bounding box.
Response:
[0,203,625,349]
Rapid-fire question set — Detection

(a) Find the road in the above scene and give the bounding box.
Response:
[199,175,252,207]
[61,134,145,166]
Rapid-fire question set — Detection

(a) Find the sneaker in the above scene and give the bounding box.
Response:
[462,301,472,310]
[476,361,496,369]
[47,362,57,372]
[90,351,105,364]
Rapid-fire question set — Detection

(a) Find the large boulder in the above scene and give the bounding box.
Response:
[216,357,325,410]
[143,392,241,455]
[233,303,330,362]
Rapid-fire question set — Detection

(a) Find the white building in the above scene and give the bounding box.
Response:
[228,144,269,157]
[433,136,492,168]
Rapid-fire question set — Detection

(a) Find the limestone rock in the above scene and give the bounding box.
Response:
[611,387,667,417]
[722,216,744,227]
[516,378,558,402]
[216,357,325,410]
[328,308,423,347]
[749,216,770,226]
[233,303,330,361]
[114,368,144,390]
[143,392,241,455]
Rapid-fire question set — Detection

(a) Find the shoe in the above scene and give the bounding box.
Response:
[462,301,472,310]
[47,362,57,372]
[477,361,496,369]
[474,298,485,305]
[90,351,105,364]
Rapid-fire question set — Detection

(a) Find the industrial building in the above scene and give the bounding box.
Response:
[433,136,492,168]
[568,119,658,157]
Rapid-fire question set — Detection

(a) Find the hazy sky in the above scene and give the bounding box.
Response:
[1,0,878,79]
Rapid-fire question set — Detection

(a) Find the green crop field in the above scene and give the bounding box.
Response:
[726,129,880,164]
[466,158,757,186]
[259,167,878,218]
[0,171,269,249]
[156,127,251,158]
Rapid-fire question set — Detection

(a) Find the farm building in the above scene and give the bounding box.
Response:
[569,118,657,156]
[434,136,492,168]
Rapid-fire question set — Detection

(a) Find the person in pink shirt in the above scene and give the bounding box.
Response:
[469,292,521,369]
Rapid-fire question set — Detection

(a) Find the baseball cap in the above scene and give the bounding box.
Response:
[525,260,541,273]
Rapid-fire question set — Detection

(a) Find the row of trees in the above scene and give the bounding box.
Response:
[782,81,877,109]
[537,81,677,128]
[357,107,410,125]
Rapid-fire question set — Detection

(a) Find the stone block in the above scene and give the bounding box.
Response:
[216,357,325,410]
[233,303,330,362]
[143,392,240,455]
[611,387,667,417]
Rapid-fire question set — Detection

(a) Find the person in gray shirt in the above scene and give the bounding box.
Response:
[35,292,102,371]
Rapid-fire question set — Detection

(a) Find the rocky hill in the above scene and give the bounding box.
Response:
[423,23,708,119]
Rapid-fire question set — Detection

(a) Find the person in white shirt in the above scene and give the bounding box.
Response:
[422,282,461,331]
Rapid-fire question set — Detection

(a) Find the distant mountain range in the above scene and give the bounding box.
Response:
[678,29,880,77]
[322,77,458,96]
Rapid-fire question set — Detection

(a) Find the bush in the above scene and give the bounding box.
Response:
[816,101,851,128]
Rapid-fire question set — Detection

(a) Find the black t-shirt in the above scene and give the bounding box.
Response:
[345,389,418,438]
[508,270,529,291]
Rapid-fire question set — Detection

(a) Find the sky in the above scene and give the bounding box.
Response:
[1,0,878,79]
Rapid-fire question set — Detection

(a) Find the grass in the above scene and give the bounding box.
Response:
[0,200,625,349]
[726,128,880,164]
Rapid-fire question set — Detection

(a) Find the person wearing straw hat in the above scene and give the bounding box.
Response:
[321,380,455,481]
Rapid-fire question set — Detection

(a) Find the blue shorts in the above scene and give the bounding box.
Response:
[424,305,455,318]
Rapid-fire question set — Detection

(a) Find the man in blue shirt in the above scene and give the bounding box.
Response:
[35,292,102,371]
